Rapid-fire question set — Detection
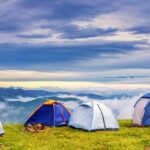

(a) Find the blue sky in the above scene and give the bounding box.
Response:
[0,0,150,84]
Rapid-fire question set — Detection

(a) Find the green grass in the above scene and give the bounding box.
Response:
[0,120,150,150]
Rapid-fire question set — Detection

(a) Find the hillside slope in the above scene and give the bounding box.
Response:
[1,120,150,150]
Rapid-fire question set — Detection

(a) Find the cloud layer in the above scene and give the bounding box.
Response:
[0,87,149,123]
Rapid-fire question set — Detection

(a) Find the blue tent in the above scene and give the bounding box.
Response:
[24,100,71,127]
[133,93,150,126]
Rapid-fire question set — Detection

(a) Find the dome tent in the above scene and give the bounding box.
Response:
[0,121,4,136]
[69,101,119,131]
[133,93,150,126]
[25,100,71,127]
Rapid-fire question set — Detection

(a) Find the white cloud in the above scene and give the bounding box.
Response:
[0,102,24,123]
[6,96,35,102]
[1,81,150,90]
[101,95,142,119]
[61,101,79,110]
[57,91,145,119]
[72,13,136,30]
[0,70,85,81]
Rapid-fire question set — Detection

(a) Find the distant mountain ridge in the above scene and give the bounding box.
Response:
[0,87,64,98]
[0,87,106,101]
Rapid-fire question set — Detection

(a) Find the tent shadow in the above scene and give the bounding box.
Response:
[127,124,150,128]
[68,126,119,132]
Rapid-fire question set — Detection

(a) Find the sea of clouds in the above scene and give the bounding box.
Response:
[0,87,149,124]
[58,92,143,119]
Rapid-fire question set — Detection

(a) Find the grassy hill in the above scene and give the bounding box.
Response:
[1,120,150,150]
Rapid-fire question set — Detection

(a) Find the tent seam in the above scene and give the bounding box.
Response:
[97,104,106,129]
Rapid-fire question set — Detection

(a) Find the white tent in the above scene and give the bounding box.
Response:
[69,101,119,131]
[0,121,4,136]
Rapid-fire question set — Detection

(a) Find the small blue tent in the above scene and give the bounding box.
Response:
[133,93,150,126]
[24,100,71,127]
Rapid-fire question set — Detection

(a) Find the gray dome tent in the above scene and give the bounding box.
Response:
[69,101,119,131]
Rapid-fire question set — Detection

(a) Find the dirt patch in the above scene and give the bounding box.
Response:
[25,124,50,132]
[0,144,7,148]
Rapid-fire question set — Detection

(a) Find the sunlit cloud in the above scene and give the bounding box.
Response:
[0,81,150,90]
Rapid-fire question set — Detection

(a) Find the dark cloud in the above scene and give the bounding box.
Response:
[62,28,117,39]
[129,26,150,34]
[18,0,117,20]
[0,42,139,71]
[41,23,118,39]
[58,26,117,39]
[16,34,51,39]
